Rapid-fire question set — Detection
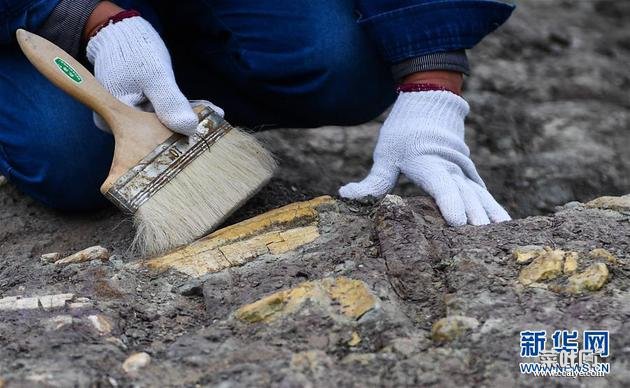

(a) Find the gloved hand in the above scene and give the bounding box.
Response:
[86,16,223,136]
[339,91,511,226]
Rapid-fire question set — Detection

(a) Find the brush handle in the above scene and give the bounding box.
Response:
[16,29,175,193]
[16,29,134,125]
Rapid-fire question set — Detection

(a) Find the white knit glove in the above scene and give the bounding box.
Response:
[339,91,511,226]
[87,17,223,136]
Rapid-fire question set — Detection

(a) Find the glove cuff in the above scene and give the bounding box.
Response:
[391,91,470,133]
[86,9,142,41]
[397,82,461,96]
[86,16,154,65]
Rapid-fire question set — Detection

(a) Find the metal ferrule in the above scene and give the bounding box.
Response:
[104,106,231,213]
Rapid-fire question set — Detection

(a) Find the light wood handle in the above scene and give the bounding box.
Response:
[16,29,176,193]
[16,29,133,124]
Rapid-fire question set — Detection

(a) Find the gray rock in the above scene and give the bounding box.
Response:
[1,1,629,386]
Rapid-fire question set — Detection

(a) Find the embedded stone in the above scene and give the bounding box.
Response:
[512,245,545,264]
[381,194,407,207]
[87,315,113,335]
[518,248,564,286]
[0,293,74,311]
[235,277,375,323]
[431,315,480,342]
[68,297,93,310]
[40,252,61,263]
[45,315,74,331]
[122,352,151,374]
[105,337,128,351]
[585,195,630,212]
[566,263,609,294]
[55,246,110,266]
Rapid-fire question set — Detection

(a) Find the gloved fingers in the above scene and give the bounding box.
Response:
[452,175,490,225]
[469,181,512,223]
[460,159,486,189]
[440,149,487,189]
[190,100,225,118]
[339,161,399,199]
[118,91,148,109]
[136,99,224,120]
[144,99,225,136]
[402,158,467,226]
[144,80,199,136]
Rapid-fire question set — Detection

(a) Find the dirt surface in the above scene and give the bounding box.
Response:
[1,0,630,387]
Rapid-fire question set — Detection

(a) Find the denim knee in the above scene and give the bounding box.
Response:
[171,0,397,128]
[255,19,397,126]
[0,109,114,212]
[0,48,114,212]
[304,37,397,125]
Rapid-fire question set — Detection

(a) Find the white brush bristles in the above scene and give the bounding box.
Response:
[132,129,276,256]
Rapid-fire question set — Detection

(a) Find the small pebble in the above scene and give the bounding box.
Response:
[45,315,74,331]
[41,252,61,263]
[105,336,128,351]
[122,352,151,374]
[87,314,113,335]
[55,246,110,266]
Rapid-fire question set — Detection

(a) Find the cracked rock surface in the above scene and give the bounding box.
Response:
[1,0,629,386]
[1,193,630,387]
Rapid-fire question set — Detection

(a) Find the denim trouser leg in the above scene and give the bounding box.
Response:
[0,0,163,211]
[0,0,397,210]
[156,0,397,128]
[0,44,114,211]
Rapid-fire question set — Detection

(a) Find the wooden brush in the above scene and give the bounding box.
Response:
[17,29,277,256]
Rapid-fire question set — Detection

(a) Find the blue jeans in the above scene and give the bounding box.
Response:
[0,0,512,211]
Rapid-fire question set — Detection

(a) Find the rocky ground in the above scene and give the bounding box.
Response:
[1,0,629,387]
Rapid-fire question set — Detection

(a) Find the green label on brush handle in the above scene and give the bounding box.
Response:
[54,57,82,84]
